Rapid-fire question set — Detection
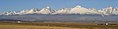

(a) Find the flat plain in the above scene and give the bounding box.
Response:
[0,22,118,29]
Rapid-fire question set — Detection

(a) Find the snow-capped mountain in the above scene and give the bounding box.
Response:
[70,5,89,14]
[0,11,17,15]
[87,8,100,14]
[15,8,39,15]
[0,5,118,15]
[36,6,55,14]
[99,7,118,15]
[52,8,71,14]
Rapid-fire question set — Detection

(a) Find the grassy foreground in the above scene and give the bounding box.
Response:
[0,22,118,29]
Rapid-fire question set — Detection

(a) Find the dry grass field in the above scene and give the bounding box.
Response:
[0,22,118,29]
[0,25,82,29]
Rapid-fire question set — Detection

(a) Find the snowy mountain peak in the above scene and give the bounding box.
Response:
[37,6,55,14]
[0,5,118,15]
[31,8,39,10]
[70,5,89,14]
[42,6,51,10]
[101,6,118,15]
[75,5,82,8]
[30,8,39,12]
[105,6,113,9]
[46,6,50,9]
[52,8,70,14]
[15,8,39,15]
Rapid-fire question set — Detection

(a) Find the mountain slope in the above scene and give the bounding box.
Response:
[0,5,118,15]
[36,6,55,14]
[70,5,89,14]
[52,8,70,14]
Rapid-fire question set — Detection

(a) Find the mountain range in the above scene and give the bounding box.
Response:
[0,5,118,15]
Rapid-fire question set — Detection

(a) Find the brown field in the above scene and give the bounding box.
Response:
[0,22,118,29]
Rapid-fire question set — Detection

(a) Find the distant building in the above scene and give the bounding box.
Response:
[105,23,109,25]
[17,21,21,23]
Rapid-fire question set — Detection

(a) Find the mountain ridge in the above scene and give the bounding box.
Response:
[0,5,118,15]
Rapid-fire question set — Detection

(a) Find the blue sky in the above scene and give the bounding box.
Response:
[0,0,118,12]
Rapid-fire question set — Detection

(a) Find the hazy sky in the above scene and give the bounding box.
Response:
[0,0,118,12]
